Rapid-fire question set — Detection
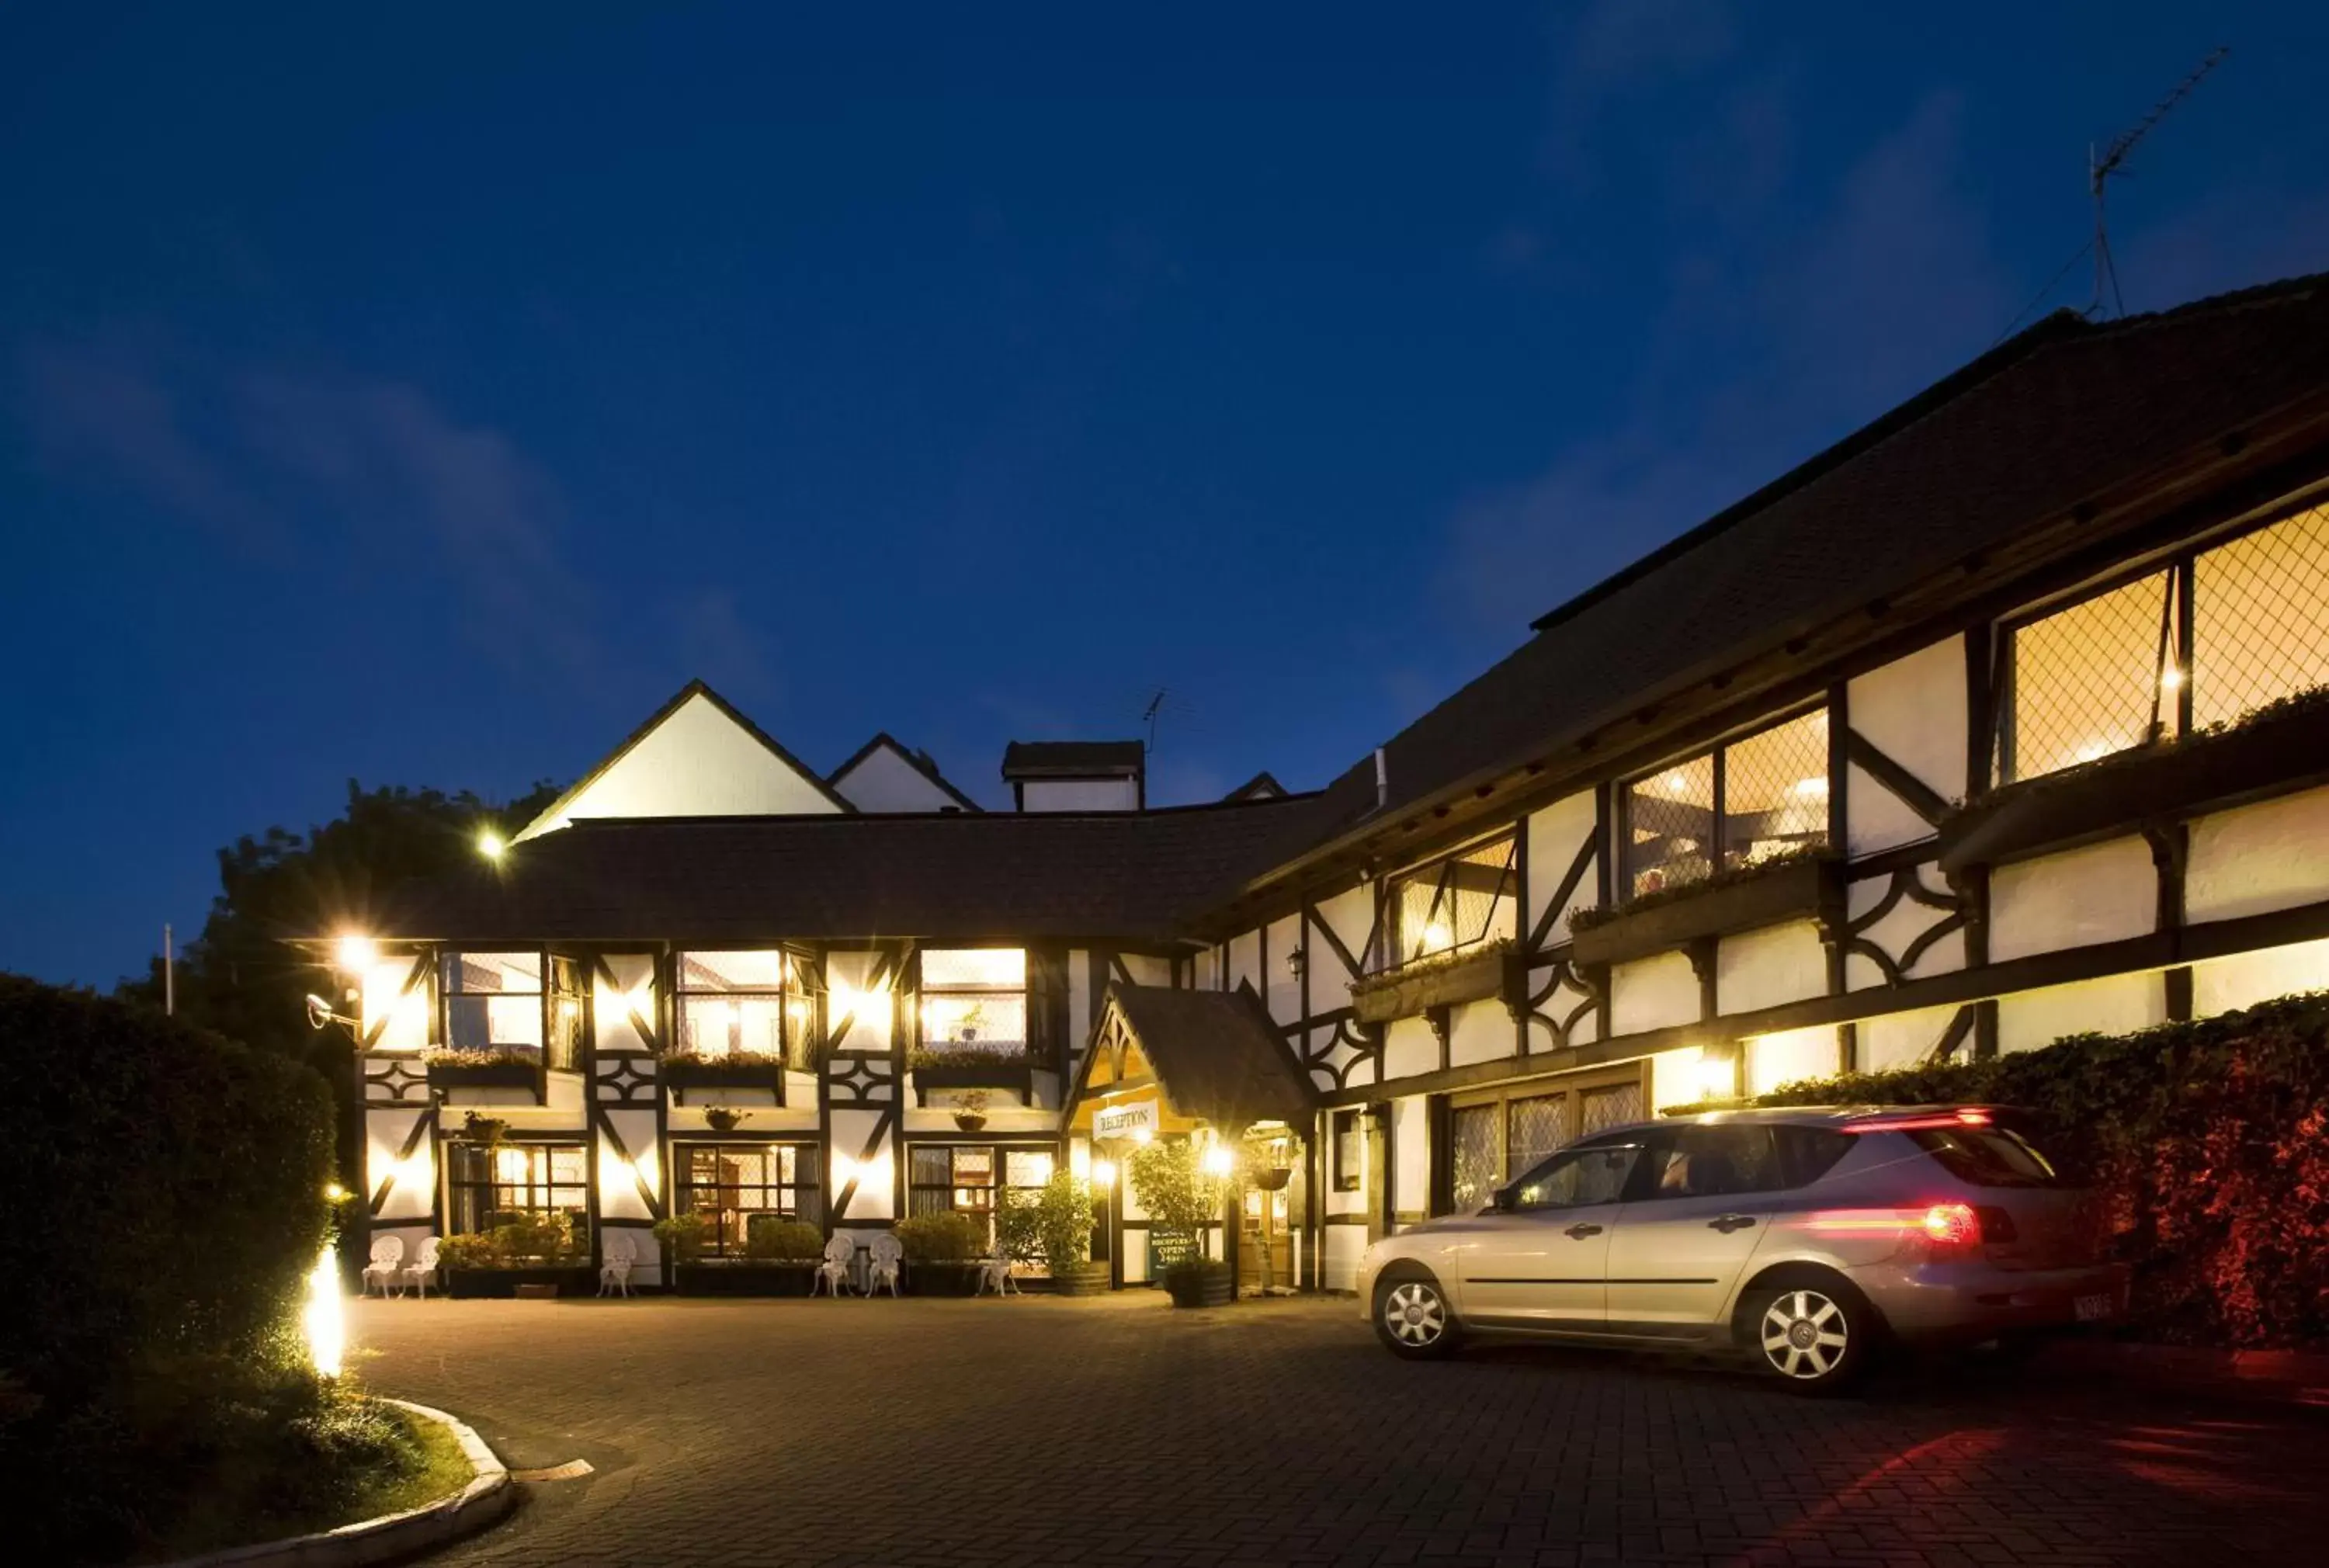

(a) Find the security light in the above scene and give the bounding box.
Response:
[477,829,508,860]
[334,933,377,972]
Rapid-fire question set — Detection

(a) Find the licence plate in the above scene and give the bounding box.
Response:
[2074,1291,2116,1322]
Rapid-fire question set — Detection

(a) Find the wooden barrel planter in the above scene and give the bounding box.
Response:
[1161,1260,1234,1308]
[1046,1260,1111,1297]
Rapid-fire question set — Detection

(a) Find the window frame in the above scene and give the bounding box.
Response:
[916,948,1031,1060]
[1619,703,1832,901]
[439,949,584,1072]
[672,948,817,1066]
[672,1140,824,1254]
[444,1138,591,1250]
[1378,830,1519,972]
[1503,1137,1647,1212]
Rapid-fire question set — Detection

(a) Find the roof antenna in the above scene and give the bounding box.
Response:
[1141,687,1168,758]
[2089,47,2227,319]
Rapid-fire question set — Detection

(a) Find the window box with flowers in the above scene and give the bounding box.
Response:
[424,1049,543,1099]
[1569,846,1843,968]
[661,1049,788,1103]
[1349,834,1519,1024]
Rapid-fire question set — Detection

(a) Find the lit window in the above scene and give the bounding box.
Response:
[676,1143,822,1252]
[908,1144,1052,1243]
[446,1141,588,1254]
[443,951,579,1070]
[1383,835,1517,968]
[1623,708,1829,898]
[675,951,812,1064]
[2001,501,2329,782]
[919,949,1027,1057]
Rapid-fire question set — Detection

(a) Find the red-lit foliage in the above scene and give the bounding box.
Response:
[1675,992,2329,1351]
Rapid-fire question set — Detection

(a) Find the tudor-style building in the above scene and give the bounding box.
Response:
[342,272,2329,1296]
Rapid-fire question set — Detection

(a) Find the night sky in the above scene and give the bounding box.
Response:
[5,2,2325,988]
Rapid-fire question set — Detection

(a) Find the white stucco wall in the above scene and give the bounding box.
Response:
[1381,1016,1438,1080]
[519,691,843,838]
[1996,972,2164,1055]
[1845,635,1966,855]
[1650,1046,1713,1111]
[1265,914,1302,1024]
[1856,1003,1962,1072]
[1845,869,1966,990]
[1392,1095,1431,1219]
[592,952,656,1053]
[2185,786,2329,924]
[1019,777,1138,812]
[826,949,893,1053]
[360,952,431,1052]
[1323,1223,1366,1292]
[1228,929,1262,996]
[1716,920,1827,1016]
[1310,884,1373,1004]
[831,743,970,813]
[1747,1025,1842,1094]
[1524,789,1598,943]
[2192,936,2329,1016]
[1988,837,2157,962]
[1611,951,1699,1036]
[1448,997,1512,1067]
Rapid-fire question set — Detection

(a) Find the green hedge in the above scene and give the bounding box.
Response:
[1678,992,2329,1350]
[0,975,338,1560]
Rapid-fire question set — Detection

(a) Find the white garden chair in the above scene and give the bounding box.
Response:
[976,1247,1019,1296]
[814,1233,856,1296]
[402,1236,442,1300]
[362,1235,404,1298]
[866,1232,904,1299]
[599,1233,635,1298]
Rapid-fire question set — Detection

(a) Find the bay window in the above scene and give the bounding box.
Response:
[1383,834,1517,969]
[2001,500,2329,782]
[675,950,813,1064]
[1623,706,1830,898]
[442,951,582,1070]
[918,949,1027,1059]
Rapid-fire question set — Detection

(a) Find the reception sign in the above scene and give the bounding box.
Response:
[1093,1097,1160,1143]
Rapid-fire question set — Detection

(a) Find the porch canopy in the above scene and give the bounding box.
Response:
[1068,982,1315,1140]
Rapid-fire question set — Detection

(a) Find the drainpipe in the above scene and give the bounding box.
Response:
[1373,748,1387,812]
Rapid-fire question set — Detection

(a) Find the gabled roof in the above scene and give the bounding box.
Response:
[827,731,983,813]
[512,680,853,841]
[1084,981,1315,1129]
[385,792,1334,945]
[1224,771,1286,802]
[1001,740,1145,779]
[1252,271,2329,892]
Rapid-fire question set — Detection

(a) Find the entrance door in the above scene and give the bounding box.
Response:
[1603,1124,1784,1330]
[1454,1138,1644,1327]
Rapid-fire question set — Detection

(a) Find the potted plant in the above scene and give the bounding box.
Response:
[705,1106,751,1133]
[1129,1140,1233,1307]
[1244,1128,1294,1192]
[654,1211,710,1266]
[894,1211,984,1294]
[458,1109,509,1144]
[952,1088,991,1134]
[1026,1168,1105,1294]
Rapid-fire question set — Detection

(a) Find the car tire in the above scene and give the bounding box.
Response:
[1740,1272,1875,1394]
[1373,1266,1462,1360]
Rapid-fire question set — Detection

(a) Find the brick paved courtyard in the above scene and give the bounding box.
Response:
[351,1294,2328,1567]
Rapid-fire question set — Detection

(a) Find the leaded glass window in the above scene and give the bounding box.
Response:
[1623,709,1829,898]
[1384,834,1518,968]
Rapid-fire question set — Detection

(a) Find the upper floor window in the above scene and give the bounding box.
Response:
[1383,834,1517,969]
[2002,501,2329,782]
[676,950,811,1063]
[442,951,583,1070]
[919,949,1027,1057]
[1623,707,1829,899]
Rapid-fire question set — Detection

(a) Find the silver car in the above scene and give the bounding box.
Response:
[1359,1106,2129,1392]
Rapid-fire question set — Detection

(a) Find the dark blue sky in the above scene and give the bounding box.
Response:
[5,2,2325,987]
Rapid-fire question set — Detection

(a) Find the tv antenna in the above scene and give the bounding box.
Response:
[2089,47,2227,318]
[1138,686,1198,758]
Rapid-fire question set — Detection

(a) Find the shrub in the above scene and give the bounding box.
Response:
[653,1212,710,1264]
[743,1216,825,1262]
[436,1215,585,1270]
[893,1211,984,1261]
[1672,992,2329,1350]
[1005,1169,1098,1274]
[1126,1140,1226,1265]
[0,976,338,1562]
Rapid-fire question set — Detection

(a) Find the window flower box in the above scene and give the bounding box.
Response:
[910,1049,1033,1096]
[1941,689,2329,876]
[425,1052,543,1099]
[1568,852,1842,968]
[662,1051,786,1105]
[1348,941,1511,1025]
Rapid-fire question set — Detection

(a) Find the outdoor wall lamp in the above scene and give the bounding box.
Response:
[1286,945,1306,980]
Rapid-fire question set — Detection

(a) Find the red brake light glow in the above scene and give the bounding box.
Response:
[1920,1202,1980,1247]
[1846,1107,1998,1133]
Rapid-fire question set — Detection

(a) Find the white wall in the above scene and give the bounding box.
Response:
[1716,920,1827,1015]
[831,744,970,813]
[1310,885,1373,1005]
[1857,1004,1962,1072]
[592,953,656,1053]
[1264,914,1302,1025]
[1447,997,1511,1067]
[1381,1016,1437,1079]
[1020,777,1138,812]
[1747,1025,1842,1095]
[518,690,842,838]
[1989,837,2157,962]
[2192,936,2329,1016]
[2186,786,2329,924]
[1845,869,1966,990]
[1391,1095,1430,1219]
[1845,635,1966,855]
[1524,789,1598,942]
[1611,951,1699,1036]
[1996,972,2164,1054]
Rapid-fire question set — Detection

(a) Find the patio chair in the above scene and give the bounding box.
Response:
[362,1235,404,1298]
[976,1247,1019,1296]
[814,1233,856,1296]
[599,1233,636,1298]
[866,1232,904,1298]
[401,1235,442,1300]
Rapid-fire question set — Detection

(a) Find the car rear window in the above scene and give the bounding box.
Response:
[1908,1127,2060,1187]
[1773,1126,1855,1188]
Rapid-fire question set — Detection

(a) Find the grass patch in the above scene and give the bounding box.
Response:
[123,1389,474,1564]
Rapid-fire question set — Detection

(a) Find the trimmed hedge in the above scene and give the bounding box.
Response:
[1676,992,2329,1350]
[0,975,338,1561]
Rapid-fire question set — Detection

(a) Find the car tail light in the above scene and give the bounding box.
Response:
[1918,1202,1980,1250]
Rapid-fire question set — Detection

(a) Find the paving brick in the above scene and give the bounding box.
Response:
[349,1295,2329,1567]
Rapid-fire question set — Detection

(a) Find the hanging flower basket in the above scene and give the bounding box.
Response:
[1249,1166,1293,1192]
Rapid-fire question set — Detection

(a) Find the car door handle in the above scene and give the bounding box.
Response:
[1564,1223,1603,1239]
[1707,1215,1758,1233]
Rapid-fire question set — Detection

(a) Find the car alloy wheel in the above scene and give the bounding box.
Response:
[1760,1288,1850,1381]
[1381,1279,1450,1349]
